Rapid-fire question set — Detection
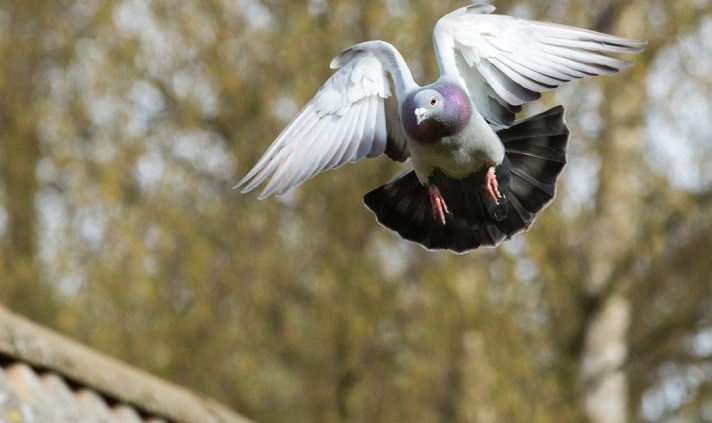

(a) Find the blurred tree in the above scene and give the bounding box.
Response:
[1,0,712,422]
[0,1,66,321]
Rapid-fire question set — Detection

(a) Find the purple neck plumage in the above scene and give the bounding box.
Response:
[402,83,473,144]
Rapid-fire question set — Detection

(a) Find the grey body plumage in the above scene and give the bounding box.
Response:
[403,81,504,182]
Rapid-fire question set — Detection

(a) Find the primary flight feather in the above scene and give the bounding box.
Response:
[236,3,645,253]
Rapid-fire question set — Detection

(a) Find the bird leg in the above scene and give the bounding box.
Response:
[427,178,449,224]
[485,166,501,204]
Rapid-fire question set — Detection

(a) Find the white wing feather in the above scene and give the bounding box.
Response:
[237,42,414,199]
[433,4,646,126]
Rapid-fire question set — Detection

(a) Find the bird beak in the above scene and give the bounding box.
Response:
[415,107,428,125]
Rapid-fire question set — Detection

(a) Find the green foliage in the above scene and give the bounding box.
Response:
[1,0,712,422]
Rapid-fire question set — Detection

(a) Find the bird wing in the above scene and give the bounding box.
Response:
[236,41,413,199]
[432,3,646,127]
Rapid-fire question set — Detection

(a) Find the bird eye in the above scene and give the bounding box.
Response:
[430,97,437,106]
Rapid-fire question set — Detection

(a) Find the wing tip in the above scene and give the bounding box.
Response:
[233,177,250,192]
[233,178,269,200]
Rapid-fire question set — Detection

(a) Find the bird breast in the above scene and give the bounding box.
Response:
[408,111,505,181]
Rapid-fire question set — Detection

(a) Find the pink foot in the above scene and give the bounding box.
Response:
[428,184,449,224]
[485,166,501,204]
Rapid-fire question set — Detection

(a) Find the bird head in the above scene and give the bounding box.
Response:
[413,90,444,125]
[402,84,472,144]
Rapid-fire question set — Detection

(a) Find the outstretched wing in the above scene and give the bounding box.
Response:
[433,3,646,127]
[236,41,414,199]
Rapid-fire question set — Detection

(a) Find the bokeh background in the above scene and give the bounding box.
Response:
[1,0,711,422]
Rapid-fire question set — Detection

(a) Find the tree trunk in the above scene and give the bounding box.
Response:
[580,4,647,422]
[0,3,48,319]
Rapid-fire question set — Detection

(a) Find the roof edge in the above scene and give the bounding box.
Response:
[0,305,253,423]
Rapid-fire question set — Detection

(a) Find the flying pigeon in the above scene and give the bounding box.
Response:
[236,3,645,253]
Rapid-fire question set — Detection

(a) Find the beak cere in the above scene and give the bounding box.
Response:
[415,107,428,125]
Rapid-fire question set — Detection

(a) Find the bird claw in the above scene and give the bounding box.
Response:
[428,184,449,224]
[485,166,501,204]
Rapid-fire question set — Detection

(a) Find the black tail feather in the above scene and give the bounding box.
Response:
[363,105,570,253]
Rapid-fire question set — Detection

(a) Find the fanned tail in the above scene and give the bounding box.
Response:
[363,105,570,253]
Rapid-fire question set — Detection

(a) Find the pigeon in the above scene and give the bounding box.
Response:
[235,3,645,253]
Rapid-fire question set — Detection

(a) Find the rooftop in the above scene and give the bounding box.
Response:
[0,305,253,423]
